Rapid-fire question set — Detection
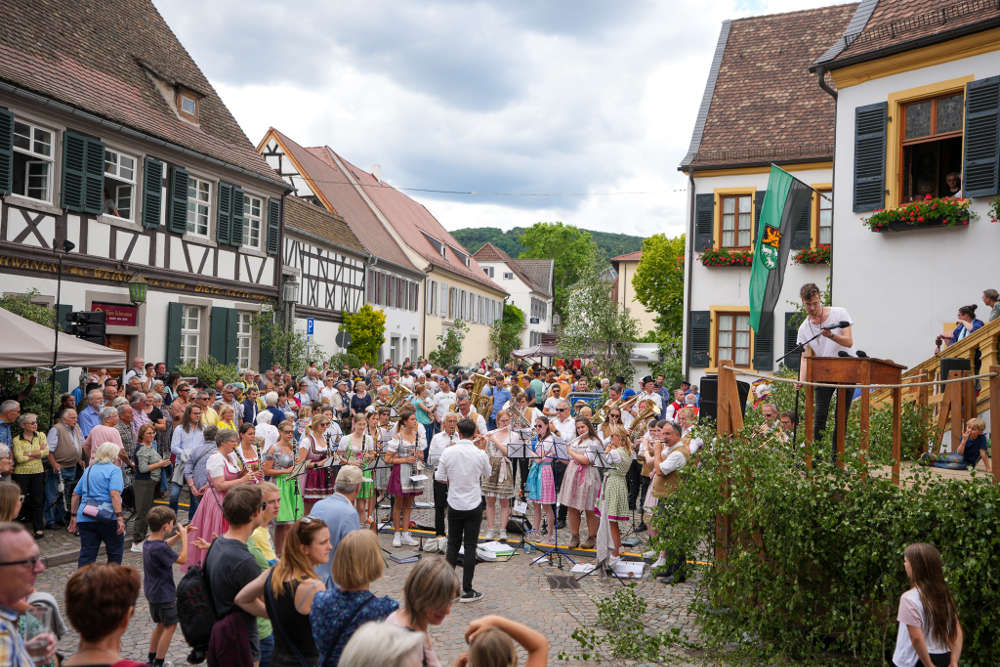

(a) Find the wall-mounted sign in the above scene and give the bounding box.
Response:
[92,302,138,326]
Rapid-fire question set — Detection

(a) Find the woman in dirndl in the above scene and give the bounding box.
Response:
[301,414,335,513]
[526,415,556,544]
[385,409,424,548]
[262,419,305,556]
[367,410,390,497]
[594,425,633,562]
[481,409,514,541]
[339,412,376,525]
[557,417,602,549]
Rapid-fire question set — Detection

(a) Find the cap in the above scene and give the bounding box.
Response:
[336,464,364,487]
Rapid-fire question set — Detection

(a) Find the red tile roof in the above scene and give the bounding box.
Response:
[509,259,553,297]
[0,0,282,185]
[471,242,513,262]
[681,4,858,170]
[284,196,365,254]
[610,251,643,262]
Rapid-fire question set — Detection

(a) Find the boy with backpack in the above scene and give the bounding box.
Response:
[142,505,190,667]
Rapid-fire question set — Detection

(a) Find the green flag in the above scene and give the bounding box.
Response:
[749,165,814,332]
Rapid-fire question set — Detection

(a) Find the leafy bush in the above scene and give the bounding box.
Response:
[328,351,364,371]
[340,304,385,365]
[651,430,1000,664]
[428,320,469,368]
[174,357,240,388]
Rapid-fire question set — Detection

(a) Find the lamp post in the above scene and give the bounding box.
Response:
[282,274,299,370]
[50,239,76,424]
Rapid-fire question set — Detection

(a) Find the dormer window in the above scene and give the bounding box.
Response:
[176,91,199,122]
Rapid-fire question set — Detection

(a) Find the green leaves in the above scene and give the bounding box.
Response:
[633,233,685,332]
[428,319,469,368]
[518,222,599,322]
[489,303,525,363]
[340,303,386,366]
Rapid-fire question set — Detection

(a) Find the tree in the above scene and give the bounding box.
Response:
[0,290,61,431]
[254,311,323,377]
[558,255,640,385]
[340,304,386,366]
[633,233,686,333]
[518,222,599,322]
[429,320,469,368]
[490,304,526,364]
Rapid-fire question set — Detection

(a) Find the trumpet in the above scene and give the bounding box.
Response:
[627,405,658,439]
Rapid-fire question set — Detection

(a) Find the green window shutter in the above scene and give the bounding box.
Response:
[963,75,1000,198]
[225,308,238,365]
[0,107,12,195]
[688,310,710,368]
[83,136,105,214]
[216,182,232,246]
[258,313,273,372]
[56,304,72,333]
[167,166,189,234]
[693,194,714,251]
[231,187,245,247]
[166,302,182,371]
[853,102,887,212]
[142,157,164,228]
[752,311,773,370]
[209,307,228,363]
[790,193,812,250]
[61,131,86,211]
[783,311,803,372]
[266,197,281,256]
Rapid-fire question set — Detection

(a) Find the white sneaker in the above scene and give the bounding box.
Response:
[437,536,449,552]
[652,556,667,569]
[401,533,419,546]
[483,529,495,540]
[422,538,438,553]
[130,541,143,553]
[642,550,657,560]
[392,532,402,548]
[498,530,508,541]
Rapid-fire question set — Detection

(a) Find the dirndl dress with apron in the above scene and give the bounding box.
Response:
[302,433,335,503]
[338,433,374,500]
[387,434,424,497]
[266,447,304,523]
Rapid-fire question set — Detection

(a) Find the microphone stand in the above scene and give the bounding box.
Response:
[775,328,825,448]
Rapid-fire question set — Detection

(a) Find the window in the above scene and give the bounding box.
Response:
[177,92,199,122]
[410,338,418,362]
[242,194,263,250]
[719,194,753,249]
[900,92,963,202]
[390,336,400,365]
[815,188,832,246]
[180,95,197,115]
[530,331,542,346]
[531,297,546,321]
[236,312,253,371]
[179,305,201,365]
[484,266,494,278]
[426,280,437,315]
[503,272,514,280]
[11,119,53,202]
[715,311,751,367]
[102,148,136,220]
[186,176,211,236]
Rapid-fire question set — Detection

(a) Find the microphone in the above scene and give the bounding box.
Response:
[856,350,868,358]
[837,351,850,357]
[822,321,850,331]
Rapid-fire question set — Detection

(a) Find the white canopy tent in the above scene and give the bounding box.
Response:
[0,307,126,369]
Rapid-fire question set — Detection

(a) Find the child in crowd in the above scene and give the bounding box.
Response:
[295,405,313,442]
[458,615,548,667]
[924,418,992,473]
[893,543,962,667]
[142,506,190,667]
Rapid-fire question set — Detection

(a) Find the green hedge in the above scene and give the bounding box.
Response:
[653,426,1000,664]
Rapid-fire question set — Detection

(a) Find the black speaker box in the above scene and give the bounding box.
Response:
[698,375,750,423]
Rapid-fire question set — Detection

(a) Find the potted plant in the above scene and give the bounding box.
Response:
[700,247,753,267]
[792,244,831,265]
[862,195,974,232]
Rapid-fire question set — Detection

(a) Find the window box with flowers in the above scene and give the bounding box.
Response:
[862,195,975,232]
[793,244,830,265]
[700,247,753,267]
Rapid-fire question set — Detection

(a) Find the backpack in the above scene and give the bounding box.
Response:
[176,540,218,652]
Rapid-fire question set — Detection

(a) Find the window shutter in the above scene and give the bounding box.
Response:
[216,182,232,246]
[266,197,280,256]
[83,136,104,214]
[962,76,1000,198]
[209,306,235,364]
[0,107,12,195]
[56,304,73,332]
[783,311,803,372]
[230,187,245,247]
[225,308,238,365]
[166,302,182,371]
[754,189,765,230]
[790,193,812,249]
[61,131,86,211]
[693,194,714,251]
[688,310,710,368]
[167,166,189,234]
[753,311,773,370]
[853,102,887,212]
[142,157,164,228]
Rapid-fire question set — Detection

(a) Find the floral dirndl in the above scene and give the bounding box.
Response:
[481,437,514,498]
[184,452,241,570]
[339,433,375,500]
[528,438,556,504]
[557,437,601,511]
[595,446,631,522]
[387,435,423,497]
[302,434,335,503]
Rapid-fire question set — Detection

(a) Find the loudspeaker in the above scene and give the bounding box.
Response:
[697,375,750,423]
[939,357,971,391]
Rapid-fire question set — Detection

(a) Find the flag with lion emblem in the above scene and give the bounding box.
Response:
[749,164,814,332]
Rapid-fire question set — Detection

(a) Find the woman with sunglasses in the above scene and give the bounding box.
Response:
[263,420,307,555]
[385,409,423,548]
[480,409,515,541]
[557,418,602,549]
[302,415,335,514]
[339,413,376,525]
[526,416,556,543]
[600,409,623,444]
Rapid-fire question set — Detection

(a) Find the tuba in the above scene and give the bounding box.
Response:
[387,383,413,412]
[469,373,492,417]
[627,404,658,440]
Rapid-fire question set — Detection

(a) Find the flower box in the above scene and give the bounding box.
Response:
[862,196,974,232]
[793,244,830,265]
[700,247,752,267]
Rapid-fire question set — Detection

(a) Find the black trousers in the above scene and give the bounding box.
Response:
[511,457,530,496]
[14,472,45,532]
[446,504,483,593]
[553,461,568,522]
[433,480,448,536]
[813,386,854,462]
[625,460,649,510]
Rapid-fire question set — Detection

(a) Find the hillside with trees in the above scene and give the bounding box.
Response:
[451,225,644,261]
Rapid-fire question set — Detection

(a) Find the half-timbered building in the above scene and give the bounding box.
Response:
[0,0,289,373]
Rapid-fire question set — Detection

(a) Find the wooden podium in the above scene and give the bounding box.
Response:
[804,356,905,482]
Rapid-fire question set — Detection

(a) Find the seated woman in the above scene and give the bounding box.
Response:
[63,563,144,666]
[936,305,984,349]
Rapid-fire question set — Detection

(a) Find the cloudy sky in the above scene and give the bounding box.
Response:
[155,0,838,239]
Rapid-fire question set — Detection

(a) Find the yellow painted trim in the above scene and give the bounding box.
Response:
[713,187,757,251]
[810,182,832,249]
[707,306,754,374]
[884,76,972,210]
[830,27,1000,89]
[692,161,832,179]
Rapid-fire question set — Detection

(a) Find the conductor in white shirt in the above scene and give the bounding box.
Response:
[435,417,491,603]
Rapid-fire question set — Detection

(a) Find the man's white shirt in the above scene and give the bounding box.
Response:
[435,439,491,511]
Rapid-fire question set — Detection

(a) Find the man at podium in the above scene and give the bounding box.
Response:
[796,283,856,458]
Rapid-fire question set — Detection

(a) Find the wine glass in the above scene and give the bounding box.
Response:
[20,604,55,666]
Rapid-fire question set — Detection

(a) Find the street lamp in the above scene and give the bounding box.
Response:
[282,274,299,369]
[50,239,76,423]
[128,274,148,305]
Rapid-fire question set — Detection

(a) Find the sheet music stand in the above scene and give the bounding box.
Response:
[505,429,536,549]
[529,436,576,569]
[575,447,627,585]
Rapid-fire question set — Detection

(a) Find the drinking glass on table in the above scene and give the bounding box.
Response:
[19,604,57,666]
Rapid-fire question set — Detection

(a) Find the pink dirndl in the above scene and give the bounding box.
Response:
[184,463,240,570]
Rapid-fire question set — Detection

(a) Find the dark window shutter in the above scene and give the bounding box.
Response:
[166,302,182,371]
[209,306,231,364]
[790,193,812,249]
[963,75,1000,198]
[753,311,773,370]
[167,166,189,234]
[266,197,281,256]
[783,311,803,372]
[0,107,12,195]
[258,313,273,372]
[688,310,711,368]
[61,131,86,211]
[231,187,245,247]
[142,157,163,228]
[754,190,765,228]
[693,194,715,251]
[216,182,232,246]
[853,102,887,212]
[83,136,104,214]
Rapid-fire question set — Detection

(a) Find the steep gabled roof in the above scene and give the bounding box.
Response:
[316,149,505,295]
[815,0,1000,69]
[509,259,553,297]
[471,242,512,262]
[0,0,282,185]
[680,4,858,171]
[610,251,643,262]
[283,196,365,255]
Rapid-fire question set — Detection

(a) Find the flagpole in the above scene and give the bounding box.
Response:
[769,163,831,201]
